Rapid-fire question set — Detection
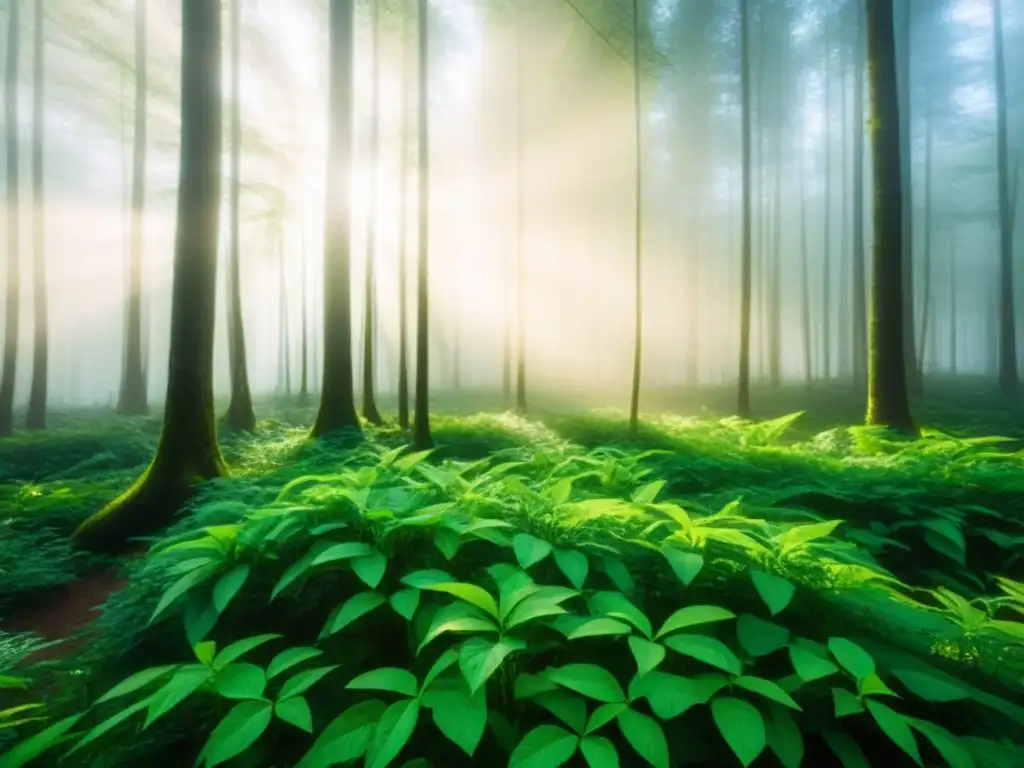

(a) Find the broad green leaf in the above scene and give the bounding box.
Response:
[460,636,527,693]
[312,541,374,567]
[588,592,652,638]
[422,582,500,619]
[655,605,735,639]
[184,596,220,646]
[270,546,326,600]
[734,676,801,710]
[663,634,743,675]
[617,709,669,768]
[267,647,323,680]
[661,547,704,587]
[532,691,588,734]
[821,729,871,768]
[921,519,966,566]
[0,714,83,768]
[293,700,386,768]
[892,669,970,702]
[581,735,620,768]
[765,703,804,768]
[353,552,388,589]
[509,724,579,768]
[434,528,462,560]
[275,696,314,732]
[828,638,875,682]
[505,588,579,630]
[750,571,796,616]
[631,672,725,719]
[149,567,212,623]
[832,688,865,717]
[417,601,498,652]
[421,649,460,693]
[212,565,250,614]
[865,699,923,765]
[567,617,633,640]
[553,548,589,589]
[601,556,634,594]
[401,569,455,588]
[632,480,665,504]
[145,666,212,727]
[347,667,419,698]
[906,718,976,768]
[194,641,217,666]
[789,645,839,682]
[365,699,421,768]
[548,664,626,703]
[199,700,273,767]
[390,589,421,620]
[213,634,282,669]
[735,614,790,657]
[858,673,898,698]
[514,672,561,700]
[628,637,666,677]
[547,477,574,505]
[711,697,766,767]
[213,663,267,700]
[94,665,178,705]
[775,520,843,554]
[514,534,554,569]
[425,678,487,756]
[320,591,387,639]
[278,666,340,701]
[586,703,628,734]
[68,697,150,754]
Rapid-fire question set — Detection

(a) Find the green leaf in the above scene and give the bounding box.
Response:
[194,640,217,666]
[750,571,796,616]
[213,634,282,669]
[655,604,735,639]
[858,673,898,698]
[94,665,179,705]
[711,697,766,767]
[320,591,387,639]
[515,672,561,700]
[906,717,976,768]
[417,601,498,652]
[514,534,554,569]
[601,556,634,593]
[736,614,790,657]
[312,541,374,567]
[921,519,966,565]
[68,698,150,754]
[566,617,633,639]
[821,729,871,768]
[149,567,212,623]
[546,477,574,505]
[631,672,725,719]
[789,644,839,682]
[532,691,588,734]
[663,634,742,675]
[628,637,666,677]
[390,589,421,620]
[0,714,83,768]
[213,565,250,614]
[775,520,844,554]
[422,582,500,619]
[401,569,455,588]
[270,545,325,599]
[293,700,386,768]
[832,688,865,717]
[617,709,669,768]
[459,636,526,694]
[734,676,801,710]
[421,649,460,692]
[213,663,267,700]
[553,548,589,589]
[185,595,220,646]
[275,696,314,732]
[423,677,487,756]
[509,724,579,768]
[765,704,804,768]
[504,587,579,630]
[347,667,419,697]
[145,665,212,727]
[580,735,619,768]
[365,699,421,768]
[434,528,462,560]
[632,480,665,504]
[548,664,626,703]
[661,547,704,587]
[892,669,970,702]
[199,700,273,767]
[353,552,388,588]
[266,647,324,680]
[865,699,923,765]
[278,665,340,701]
[588,592,652,637]
[586,703,628,734]
[828,637,875,682]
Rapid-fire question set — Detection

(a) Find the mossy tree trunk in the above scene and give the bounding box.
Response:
[412,0,432,450]
[851,0,868,386]
[0,0,21,439]
[362,0,383,425]
[25,0,48,430]
[117,0,149,416]
[223,0,256,432]
[627,0,643,433]
[865,0,915,433]
[397,0,412,430]
[73,0,228,552]
[311,0,361,438]
[737,0,752,419]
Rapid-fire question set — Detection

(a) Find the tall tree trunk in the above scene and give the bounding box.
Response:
[223,0,255,431]
[852,0,868,385]
[73,0,227,551]
[311,0,361,437]
[865,0,915,433]
[768,71,782,388]
[25,0,47,430]
[800,132,812,384]
[0,0,21,438]
[628,0,644,431]
[397,0,412,429]
[685,208,699,388]
[279,226,291,396]
[917,89,934,376]
[412,0,432,449]
[838,24,851,378]
[822,16,832,381]
[298,211,309,404]
[949,230,957,374]
[361,0,384,424]
[737,0,753,418]
[993,0,1018,398]
[896,0,920,393]
[514,5,526,416]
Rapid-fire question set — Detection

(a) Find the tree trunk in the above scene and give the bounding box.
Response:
[896,0,920,393]
[628,0,643,431]
[514,5,527,417]
[851,0,868,385]
[865,0,915,433]
[768,73,782,389]
[397,0,412,429]
[949,230,957,374]
[222,0,255,431]
[73,0,227,551]
[838,23,851,379]
[25,0,48,430]
[311,0,361,438]
[279,226,291,397]
[822,16,832,381]
[917,89,934,376]
[800,132,812,384]
[298,211,309,404]
[0,0,21,438]
[737,0,753,418]
[412,0,432,449]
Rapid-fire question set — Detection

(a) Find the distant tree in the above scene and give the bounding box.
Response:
[311,0,361,438]
[851,0,868,385]
[397,0,412,430]
[865,0,915,433]
[412,0,432,450]
[514,3,526,417]
[737,0,753,418]
[298,217,310,405]
[362,0,384,425]
[628,0,644,432]
[0,0,20,438]
[73,0,228,550]
[993,0,1017,398]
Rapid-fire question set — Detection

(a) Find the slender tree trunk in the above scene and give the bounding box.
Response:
[737,0,752,418]
[311,0,361,437]
[917,90,934,376]
[412,0,432,449]
[800,134,812,384]
[949,230,957,374]
[397,0,412,429]
[73,0,227,550]
[628,0,644,431]
[0,0,21,438]
[298,212,309,404]
[279,227,291,396]
[768,77,782,388]
[865,0,915,433]
[852,0,868,385]
[514,5,527,416]
[25,0,47,430]
[822,16,832,380]
[838,25,851,378]
[685,207,699,387]
[223,0,255,430]
[896,0,920,393]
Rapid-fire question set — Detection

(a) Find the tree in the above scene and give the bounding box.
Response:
[0,0,21,438]
[397,0,413,430]
[25,0,48,430]
[311,0,361,439]
[865,0,915,433]
[737,0,753,418]
[117,0,149,416]
[412,0,432,450]
[73,0,228,550]
[223,0,256,431]
[514,2,526,417]
[851,0,868,385]
[627,0,643,432]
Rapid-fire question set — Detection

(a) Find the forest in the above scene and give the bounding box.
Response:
[1,0,1023,765]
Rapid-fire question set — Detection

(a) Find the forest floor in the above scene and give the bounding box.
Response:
[2,376,1024,766]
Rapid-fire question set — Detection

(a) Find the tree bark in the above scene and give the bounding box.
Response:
[896,0,920,393]
[412,0,432,449]
[361,0,383,424]
[737,0,753,418]
[0,0,21,438]
[852,0,868,385]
